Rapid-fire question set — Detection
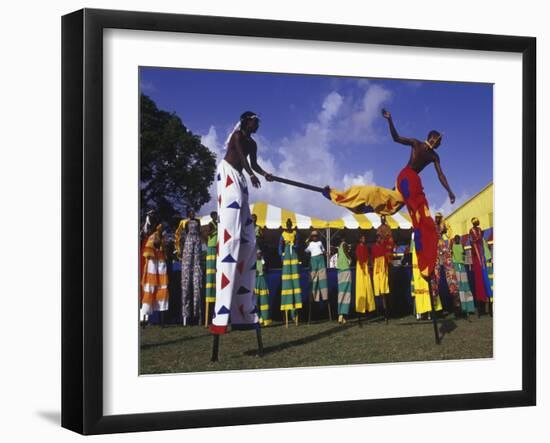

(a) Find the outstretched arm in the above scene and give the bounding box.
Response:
[433,154,456,204]
[382,109,416,146]
[249,141,274,182]
[232,132,262,188]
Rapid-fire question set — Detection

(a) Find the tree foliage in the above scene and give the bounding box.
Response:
[140,94,216,228]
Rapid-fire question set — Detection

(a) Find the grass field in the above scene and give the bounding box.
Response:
[140,313,492,374]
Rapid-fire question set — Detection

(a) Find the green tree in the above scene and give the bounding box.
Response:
[140,94,216,228]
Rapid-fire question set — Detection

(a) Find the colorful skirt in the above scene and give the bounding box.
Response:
[280,244,302,311]
[337,269,352,315]
[140,256,169,319]
[411,237,442,315]
[310,254,328,302]
[205,245,216,303]
[487,260,494,298]
[397,166,438,278]
[255,273,272,326]
[355,264,375,313]
[431,242,459,301]
[472,254,492,302]
[373,256,389,296]
[453,262,475,313]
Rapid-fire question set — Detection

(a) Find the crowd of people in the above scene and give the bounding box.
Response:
[139,208,494,328]
[139,108,494,336]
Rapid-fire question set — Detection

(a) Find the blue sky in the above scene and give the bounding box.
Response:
[140,67,493,220]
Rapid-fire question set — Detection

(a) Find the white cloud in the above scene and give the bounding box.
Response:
[199,83,394,220]
[340,83,393,143]
[201,125,222,159]
[342,170,375,189]
[140,80,156,93]
[318,91,343,126]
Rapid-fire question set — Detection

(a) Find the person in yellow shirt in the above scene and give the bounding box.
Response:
[279,218,302,325]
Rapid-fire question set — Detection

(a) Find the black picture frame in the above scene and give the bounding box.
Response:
[62,8,536,435]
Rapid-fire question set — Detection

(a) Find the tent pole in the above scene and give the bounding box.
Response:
[327,227,331,266]
[428,276,441,345]
[210,334,220,362]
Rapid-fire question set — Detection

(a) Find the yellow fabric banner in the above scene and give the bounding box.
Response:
[329,185,405,215]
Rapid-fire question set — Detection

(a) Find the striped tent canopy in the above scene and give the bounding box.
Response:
[326,210,412,230]
[197,201,412,230]
[250,201,327,229]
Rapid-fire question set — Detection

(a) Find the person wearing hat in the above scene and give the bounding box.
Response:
[140,223,169,326]
[336,238,352,324]
[355,233,376,316]
[140,209,156,306]
[203,211,218,326]
[372,232,393,322]
[451,234,476,318]
[376,215,392,243]
[431,212,461,317]
[469,217,493,316]
[279,218,302,326]
[254,249,272,326]
[305,230,330,321]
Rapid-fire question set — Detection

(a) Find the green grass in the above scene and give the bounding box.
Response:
[140,314,493,374]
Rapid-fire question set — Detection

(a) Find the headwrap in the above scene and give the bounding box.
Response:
[425,132,442,150]
[471,217,480,225]
[223,113,259,149]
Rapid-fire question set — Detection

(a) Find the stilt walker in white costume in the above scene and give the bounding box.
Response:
[209,111,274,362]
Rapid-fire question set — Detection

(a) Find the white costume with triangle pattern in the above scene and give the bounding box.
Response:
[210,159,259,334]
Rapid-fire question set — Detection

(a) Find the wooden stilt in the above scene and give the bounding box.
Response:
[204,301,210,328]
[285,310,289,329]
[428,279,441,345]
[382,295,389,324]
[327,302,333,321]
[256,328,264,357]
[210,334,220,362]
[295,312,299,326]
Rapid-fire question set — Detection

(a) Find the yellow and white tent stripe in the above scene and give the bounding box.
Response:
[198,201,413,230]
[326,211,411,230]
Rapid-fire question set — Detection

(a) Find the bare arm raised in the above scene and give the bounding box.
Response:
[382,109,417,146]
